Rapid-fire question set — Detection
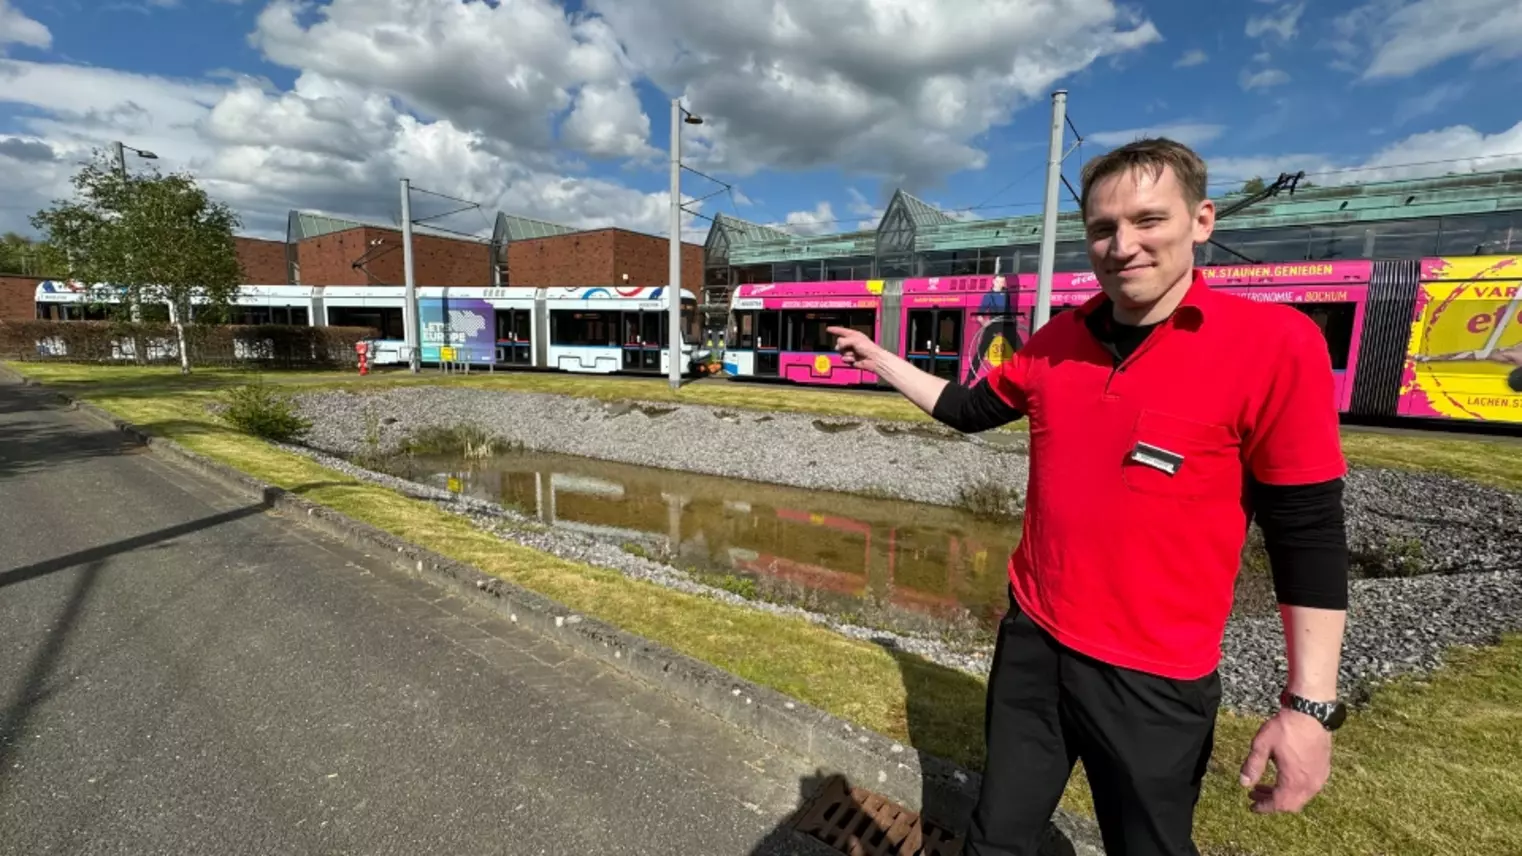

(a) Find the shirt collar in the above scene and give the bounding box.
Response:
[1071,267,1211,328]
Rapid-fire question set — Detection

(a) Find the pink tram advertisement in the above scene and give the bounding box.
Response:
[721,256,1522,427]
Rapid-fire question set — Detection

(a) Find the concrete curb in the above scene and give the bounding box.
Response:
[4,368,1103,856]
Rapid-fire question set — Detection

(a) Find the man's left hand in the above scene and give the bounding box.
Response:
[1238,707,1333,814]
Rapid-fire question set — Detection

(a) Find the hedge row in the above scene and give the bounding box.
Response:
[0,320,376,369]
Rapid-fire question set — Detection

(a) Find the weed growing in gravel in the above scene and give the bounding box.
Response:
[400,423,520,459]
[955,480,1022,519]
[221,380,311,443]
[1353,535,1428,578]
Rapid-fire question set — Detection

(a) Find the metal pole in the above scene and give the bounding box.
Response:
[1033,90,1067,333]
[111,141,126,178]
[401,177,420,373]
[668,98,682,391]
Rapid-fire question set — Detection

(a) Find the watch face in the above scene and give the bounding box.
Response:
[1324,701,1348,731]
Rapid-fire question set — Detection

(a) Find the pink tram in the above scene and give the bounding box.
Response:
[721,256,1522,427]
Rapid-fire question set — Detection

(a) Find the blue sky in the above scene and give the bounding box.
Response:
[2,0,1520,242]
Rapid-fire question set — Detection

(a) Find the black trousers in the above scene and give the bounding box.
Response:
[965,592,1221,856]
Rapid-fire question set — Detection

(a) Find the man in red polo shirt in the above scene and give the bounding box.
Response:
[829,138,1350,856]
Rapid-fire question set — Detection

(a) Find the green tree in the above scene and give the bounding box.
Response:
[0,232,68,277]
[1241,176,1266,194]
[30,148,243,373]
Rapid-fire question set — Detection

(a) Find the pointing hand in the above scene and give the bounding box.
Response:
[827,326,883,374]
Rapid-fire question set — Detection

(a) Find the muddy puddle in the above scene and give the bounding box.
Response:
[395,450,1023,638]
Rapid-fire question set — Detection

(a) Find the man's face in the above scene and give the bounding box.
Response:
[1083,164,1214,312]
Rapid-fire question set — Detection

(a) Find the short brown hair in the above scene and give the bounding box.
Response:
[1079,138,1208,217]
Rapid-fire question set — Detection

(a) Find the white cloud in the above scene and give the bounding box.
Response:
[1,0,1168,245]
[1174,49,1208,68]
[776,201,837,236]
[250,0,643,157]
[1209,120,1522,190]
[1240,68,1290,90]
[589,0,1161,188]
[560,81,659,160]
[844,187,885,230]
[0,57,701,242]
[1088,123,1226,148]
[1245,2,1305,41]
[1334,0,1522,80]
[0,0,51,51]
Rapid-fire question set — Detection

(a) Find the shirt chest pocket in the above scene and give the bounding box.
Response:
[1120,409,1242,501]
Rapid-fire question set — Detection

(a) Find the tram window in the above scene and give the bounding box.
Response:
[756,311,781,348]
[550,310,618,346]
[732,311,756,349]
[639,310,664,346]
[290,307,309,326]
[1292,301,1355,371]
[622,312,641,344]
[328,306,403,338]
[785,309,874,352]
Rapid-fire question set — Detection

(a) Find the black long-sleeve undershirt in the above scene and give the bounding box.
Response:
[926,305,1348,610]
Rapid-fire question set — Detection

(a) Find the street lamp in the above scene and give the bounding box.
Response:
[111,141,159,177]
[111,141,159,324]
[669,99,703,391]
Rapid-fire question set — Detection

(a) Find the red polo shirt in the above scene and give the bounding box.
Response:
[986,269,1346,680]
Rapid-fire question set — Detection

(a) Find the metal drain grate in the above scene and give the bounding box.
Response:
[791,775,965,856]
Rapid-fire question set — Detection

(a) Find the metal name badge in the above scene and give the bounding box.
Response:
[1129,442,1185,476]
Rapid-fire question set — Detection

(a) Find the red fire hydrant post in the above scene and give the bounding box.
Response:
[355,341,369,376]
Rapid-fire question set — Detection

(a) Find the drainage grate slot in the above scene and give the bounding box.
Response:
[791,776,965,856]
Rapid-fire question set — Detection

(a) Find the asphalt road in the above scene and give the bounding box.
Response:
[0,378,832,856]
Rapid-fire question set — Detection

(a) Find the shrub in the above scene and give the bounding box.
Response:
[221,381,311,443]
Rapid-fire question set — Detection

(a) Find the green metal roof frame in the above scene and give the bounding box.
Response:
[710,167,1522,263]
[493,211,581,242]
[287,210,367,242]
[287,209,491,244]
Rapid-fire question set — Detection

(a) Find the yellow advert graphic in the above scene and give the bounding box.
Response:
[813,354,832,374]
[1405,258,1522,422]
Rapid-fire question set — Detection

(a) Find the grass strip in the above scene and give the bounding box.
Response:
[9,363,1522,855]
[14,363,1522,492]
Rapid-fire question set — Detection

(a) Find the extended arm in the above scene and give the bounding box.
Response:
[931,379,1026,433]
[859,342,955,416]
[1251,478,1349,702]
[828,325,1031,427]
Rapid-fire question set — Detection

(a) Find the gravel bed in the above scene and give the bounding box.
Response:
[281,385,1522,715]
[292,386,1030,514]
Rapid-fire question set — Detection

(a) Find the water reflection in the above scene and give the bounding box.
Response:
[411,451,1021,637]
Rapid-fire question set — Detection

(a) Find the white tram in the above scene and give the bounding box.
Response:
[32,281,708,375]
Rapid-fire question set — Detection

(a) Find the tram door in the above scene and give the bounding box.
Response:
[621,311,665,372]
[496,309,532,365]
[906,310,963,380]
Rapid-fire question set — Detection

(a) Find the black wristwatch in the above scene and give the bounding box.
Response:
[1280,689,1348,731]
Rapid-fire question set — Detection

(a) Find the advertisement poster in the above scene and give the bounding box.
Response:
[1402,257,1522,422]
[420,297,496,364]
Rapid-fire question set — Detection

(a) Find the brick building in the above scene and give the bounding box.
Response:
[234,236,288,284]
[1,209,707,321]
[502,227,702,291]
[0,275,39,322]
